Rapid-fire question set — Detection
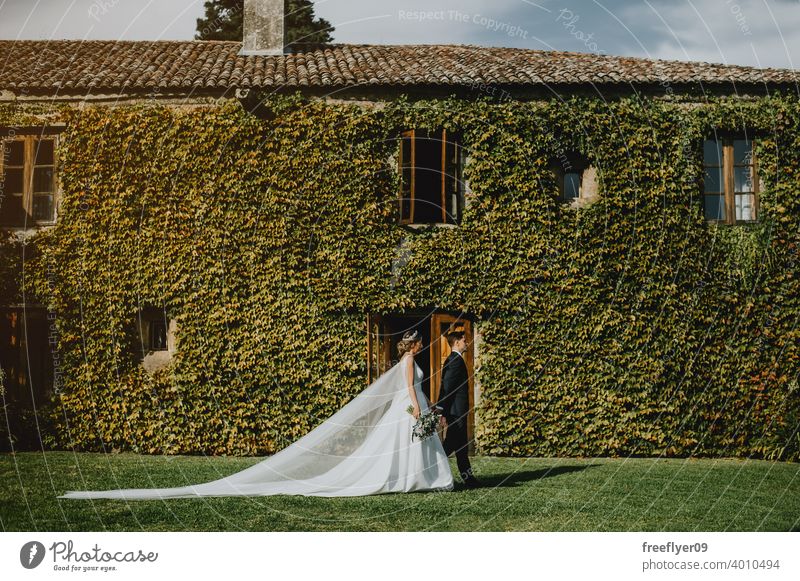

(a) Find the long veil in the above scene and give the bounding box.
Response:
[58,358,414,499]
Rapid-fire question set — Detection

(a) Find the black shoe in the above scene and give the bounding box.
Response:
[463,477,482,489]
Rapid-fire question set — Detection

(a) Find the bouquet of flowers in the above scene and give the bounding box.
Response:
[407,405,444,442]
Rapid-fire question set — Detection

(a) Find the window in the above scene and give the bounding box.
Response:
[562,170,582,201]
[703,135,759,223]
[551,153,597,206]
[137,307,175,374]
[0,133,59,227]
[149,319,168,351]
[399,129,462,225]
[138,307,170,353]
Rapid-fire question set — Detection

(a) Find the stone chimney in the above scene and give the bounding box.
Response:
[241,0,285,55]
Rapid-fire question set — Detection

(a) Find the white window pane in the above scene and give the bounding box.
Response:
[734,166,754,193]
[563,172,580,200]
[735,193,754,221]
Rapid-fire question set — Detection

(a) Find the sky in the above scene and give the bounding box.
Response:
[0,0,797,69]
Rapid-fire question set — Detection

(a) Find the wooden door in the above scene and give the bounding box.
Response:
[366,314,392,384]
[429,314,474,444]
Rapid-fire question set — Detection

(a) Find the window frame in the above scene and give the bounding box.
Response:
[137,307,171,355]
[398,128,462,226]
[551,152,589,204]
[702,133,760,225]
[0,129,61,228]
[366,313,391,384]
[148,318,169,352]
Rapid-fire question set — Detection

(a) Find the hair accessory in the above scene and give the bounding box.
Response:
[403,329,419,341]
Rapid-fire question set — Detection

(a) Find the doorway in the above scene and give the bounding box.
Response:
[366,310,475,444]
[0,307,55,451]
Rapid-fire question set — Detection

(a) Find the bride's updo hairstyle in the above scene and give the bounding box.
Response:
[397,329,422,357]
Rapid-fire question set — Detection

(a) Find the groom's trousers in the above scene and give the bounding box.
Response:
[443,418,473,481]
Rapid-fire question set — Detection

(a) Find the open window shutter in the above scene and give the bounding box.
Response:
[440,129,447,223]
[399,130,415,223]
[723,140,734,224]
[752,145,759,220]
[366,314,391,384]
[443,130,459,224]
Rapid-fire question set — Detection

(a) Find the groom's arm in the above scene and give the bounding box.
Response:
[437,357,455,417]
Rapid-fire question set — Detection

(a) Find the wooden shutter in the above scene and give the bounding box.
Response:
[723,140,734,224]
[440,129,447,223]
[443,130,459,224]
[752,146,759,220]
[399,130,415,223]
[366,314,391,384]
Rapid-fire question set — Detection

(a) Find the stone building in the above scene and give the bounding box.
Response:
[1,0,797,457]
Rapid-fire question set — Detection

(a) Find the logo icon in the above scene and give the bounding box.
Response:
[20,541,46,569]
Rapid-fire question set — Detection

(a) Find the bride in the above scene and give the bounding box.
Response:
[58,330,454,499]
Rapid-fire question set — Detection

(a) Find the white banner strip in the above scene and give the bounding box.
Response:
[2,532,797,580]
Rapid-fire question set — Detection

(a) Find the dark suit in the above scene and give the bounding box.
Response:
[436,350,473,481]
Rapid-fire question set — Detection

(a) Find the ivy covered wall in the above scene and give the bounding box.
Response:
[1,91,799,460]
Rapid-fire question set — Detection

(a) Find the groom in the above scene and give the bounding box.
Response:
[435,330,481,488]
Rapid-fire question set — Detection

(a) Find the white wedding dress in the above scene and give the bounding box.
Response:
[58,353,454,499]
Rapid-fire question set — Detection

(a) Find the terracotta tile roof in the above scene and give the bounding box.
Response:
[0,40,796,94]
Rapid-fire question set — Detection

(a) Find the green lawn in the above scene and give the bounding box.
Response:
[1,452,798,531]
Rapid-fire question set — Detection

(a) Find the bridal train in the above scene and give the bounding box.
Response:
[58,353,454,499]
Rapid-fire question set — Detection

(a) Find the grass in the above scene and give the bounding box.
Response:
[1,452,798,531]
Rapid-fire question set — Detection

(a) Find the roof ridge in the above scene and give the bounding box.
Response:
[0,39,796,73]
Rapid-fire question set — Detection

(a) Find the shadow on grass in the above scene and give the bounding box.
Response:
[460,463,601,489]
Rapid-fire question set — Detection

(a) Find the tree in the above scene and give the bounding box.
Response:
[195,0,334,47]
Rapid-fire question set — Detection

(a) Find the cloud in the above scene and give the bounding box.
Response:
[0,0,796,68]
[0,0,202,41]
[316,0,799,68]
[615,0,800,68]
[315,0,548,46]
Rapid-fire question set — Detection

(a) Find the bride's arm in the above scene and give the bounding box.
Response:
[406,355,420,419]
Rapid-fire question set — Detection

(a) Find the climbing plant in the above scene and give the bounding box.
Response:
[1,90,798,460]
